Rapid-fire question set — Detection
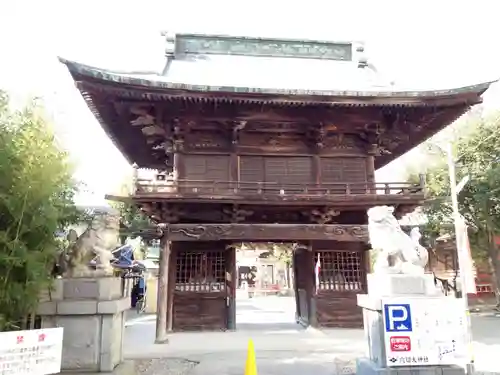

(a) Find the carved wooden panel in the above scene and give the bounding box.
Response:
[184,131,229,152]
[167,224,369,242]
[238,133,309,153]
[322,134,365,154]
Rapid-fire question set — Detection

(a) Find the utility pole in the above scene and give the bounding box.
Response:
[445,142,474,374]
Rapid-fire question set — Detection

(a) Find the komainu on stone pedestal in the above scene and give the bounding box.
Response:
[58,212,120,277]
[367,205,429,275]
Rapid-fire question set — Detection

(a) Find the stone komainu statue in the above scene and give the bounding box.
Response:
[58,212,120,277]
[367,205,429,275]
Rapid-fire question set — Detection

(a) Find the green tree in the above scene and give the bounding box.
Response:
[271,243,294,288]
[408,111,500,304]
[0,91,80,330]
[107,181,153,245]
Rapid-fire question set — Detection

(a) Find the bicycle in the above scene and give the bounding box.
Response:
[135,292,147,314]
[135,274,147,314]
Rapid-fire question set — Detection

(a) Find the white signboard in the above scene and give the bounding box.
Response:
[382,297,467,367]
[0,327,63,375]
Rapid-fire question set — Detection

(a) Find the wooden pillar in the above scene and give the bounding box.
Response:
[226,245,237,330]
[362,247,370,291]
[313,155,321,185]
[292,250,301,322]
[155,236,171,344]
[366,145,377,192]
[230,154,238,181]
[305,245,318,328]
[166,245,176,331]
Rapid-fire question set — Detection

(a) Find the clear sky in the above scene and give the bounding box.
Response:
[0,0,499,206]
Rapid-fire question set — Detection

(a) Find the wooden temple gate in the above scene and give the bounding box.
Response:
[59,32,491,341]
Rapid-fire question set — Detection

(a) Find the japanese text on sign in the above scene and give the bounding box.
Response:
[390,336,411,352]
[0,328,63,375]
[388,355,429,365]
[382,297,467,367]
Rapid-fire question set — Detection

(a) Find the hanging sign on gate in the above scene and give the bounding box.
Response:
[0,327,63,375]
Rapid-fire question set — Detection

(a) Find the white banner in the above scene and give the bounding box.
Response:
[0,327,63,375]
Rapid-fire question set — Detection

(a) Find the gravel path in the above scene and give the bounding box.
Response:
[131,355,355,375]
[134,358,199,375]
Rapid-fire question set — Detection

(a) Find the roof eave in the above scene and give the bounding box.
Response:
[59,57,497,105]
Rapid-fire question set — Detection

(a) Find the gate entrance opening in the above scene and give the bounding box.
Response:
[235,242,297,331]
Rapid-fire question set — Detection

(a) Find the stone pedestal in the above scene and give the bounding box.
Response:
[366,273,441,298]
[38,277,130,373]
[356,274,466,375]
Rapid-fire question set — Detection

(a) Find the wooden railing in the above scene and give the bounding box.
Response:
[135,179,425,197]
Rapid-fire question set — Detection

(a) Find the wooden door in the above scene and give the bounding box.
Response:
[239,156,312,193]
[239,156,264,193]
[172,247,228,331]
[182,155,230,193]
[264,157,312,192]
[294,249,313,326]
[314,249,367,328]
[320,157,367,193]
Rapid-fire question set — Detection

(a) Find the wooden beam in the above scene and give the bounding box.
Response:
[104,194,131,203]
[155,237,171,344]
[166,224,368,241]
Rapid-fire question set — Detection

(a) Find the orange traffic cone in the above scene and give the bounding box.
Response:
[244,339,258,375]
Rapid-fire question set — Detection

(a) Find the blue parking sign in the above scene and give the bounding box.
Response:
[383,303,412,332]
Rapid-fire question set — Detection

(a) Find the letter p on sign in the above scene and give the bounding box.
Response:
[383,303,412,332]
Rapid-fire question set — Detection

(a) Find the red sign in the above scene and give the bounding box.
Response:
[390,336,411,352]
[495,235,500,246]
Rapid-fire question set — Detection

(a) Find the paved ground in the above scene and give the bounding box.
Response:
[125,296,500,375]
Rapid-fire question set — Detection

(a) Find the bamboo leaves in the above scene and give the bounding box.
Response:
[0,90,80,331]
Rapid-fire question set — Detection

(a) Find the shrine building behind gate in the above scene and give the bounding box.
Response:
[60,33,492,335]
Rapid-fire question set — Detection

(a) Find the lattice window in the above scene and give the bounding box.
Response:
[175,251,226,292]
[317,250,365,291]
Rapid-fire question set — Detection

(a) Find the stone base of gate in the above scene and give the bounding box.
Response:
[356,357,465,375]
[37,277,130,373]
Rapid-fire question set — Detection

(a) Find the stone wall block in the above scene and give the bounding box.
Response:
[37,277,128,373]
[61,277,122,300]
[97,298,130,314]
[57,300,98,315]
